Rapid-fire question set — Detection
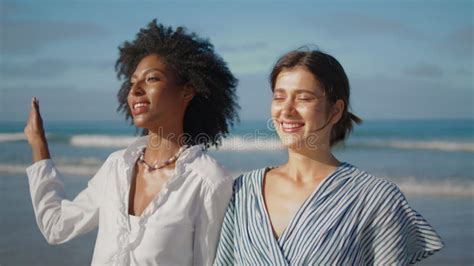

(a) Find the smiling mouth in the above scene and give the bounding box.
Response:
[133,102,149,109]
[131,101,150,115]
[280,122,305,132]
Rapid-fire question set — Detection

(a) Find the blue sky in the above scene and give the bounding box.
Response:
[1,0,472,122]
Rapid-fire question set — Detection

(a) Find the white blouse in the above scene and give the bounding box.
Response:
[26,136,233,266]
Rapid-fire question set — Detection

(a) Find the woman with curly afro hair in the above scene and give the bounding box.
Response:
[25,19,239,265]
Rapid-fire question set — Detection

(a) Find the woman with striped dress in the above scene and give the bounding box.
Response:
[215,49,443,265]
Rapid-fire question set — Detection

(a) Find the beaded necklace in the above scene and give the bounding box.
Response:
[138,145,188,172]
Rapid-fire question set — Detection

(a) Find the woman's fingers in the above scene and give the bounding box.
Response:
[25,97,51,162]
[25,97,46,145]
[33,97,39,110]
[32,97,43,124]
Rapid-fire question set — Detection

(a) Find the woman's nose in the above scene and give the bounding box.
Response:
[130,80,145,96]
[281,99,297,116]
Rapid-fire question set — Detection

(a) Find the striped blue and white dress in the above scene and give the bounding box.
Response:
[215,162,444,265]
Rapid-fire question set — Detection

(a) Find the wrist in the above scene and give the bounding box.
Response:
[30,139,51,162]
[32,146,51,162]
[30,135,48,147]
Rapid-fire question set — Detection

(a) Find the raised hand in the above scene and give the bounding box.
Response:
[24,97,51,162]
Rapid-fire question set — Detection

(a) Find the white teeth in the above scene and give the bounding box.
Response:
[281,123,304,129]
[133,102,148,109]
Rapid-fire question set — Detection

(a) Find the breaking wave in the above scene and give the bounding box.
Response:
[0,133,26,142]
[350,139,474,152]
[1,132,473,153]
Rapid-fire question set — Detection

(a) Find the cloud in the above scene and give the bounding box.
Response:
[351,74,473,119]
[235,73,272,120]
[1,59,70,78]
[0,21,108,54]
[0,74,271,122]
[402,63,443,78]
[0,86,122,121]
[0,1,18,13]
[218,42,268,53]
[455,68,473,76]
[306,12,426,40]
[1,58,115,78]
[445,26,473,56]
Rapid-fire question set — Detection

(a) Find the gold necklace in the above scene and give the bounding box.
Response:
[138,146,188,172]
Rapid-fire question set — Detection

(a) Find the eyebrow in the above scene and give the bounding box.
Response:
[273,88,317,95]
[131,68,166,79]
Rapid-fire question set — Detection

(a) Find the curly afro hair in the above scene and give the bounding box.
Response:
[115,19,239,149]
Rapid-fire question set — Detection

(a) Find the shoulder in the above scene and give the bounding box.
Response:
[93,149,138,174]
[98,149,127,167]
[235,168,266,184]
[231,167,267,196]
[82,149,128,180]
[108,149,127,160]
[186,151,233,191]
[341,163,401,194]
[341,163,407,209]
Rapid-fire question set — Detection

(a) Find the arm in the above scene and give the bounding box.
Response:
[213,187,236,266]
[193,176,233,266]
[24,97,108,244]
[26,158,110,245]
[362,183,444,265]
[24,97,50,163]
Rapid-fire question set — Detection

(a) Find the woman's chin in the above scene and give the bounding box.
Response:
[279,135,303,149]
[280,137,330,152]
[131,118,152,129]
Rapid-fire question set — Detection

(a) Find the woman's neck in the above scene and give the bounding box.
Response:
[282,146,340,183]
[144,128,186,163]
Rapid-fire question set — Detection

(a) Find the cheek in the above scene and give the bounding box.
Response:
[298,105,327,123]
[270,102,281,116]
[152,90,185,113]
[148,89,168,105]
[296,104,313,116]
[126,94,133,108]
[157,86,180,101]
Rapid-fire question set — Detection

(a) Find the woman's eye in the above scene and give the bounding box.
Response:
[146,76,159,82]
[297,95,314,101]
[272,94,285,100]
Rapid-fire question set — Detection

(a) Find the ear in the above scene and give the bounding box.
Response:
[330,99,345,124]
[182,85,195,103]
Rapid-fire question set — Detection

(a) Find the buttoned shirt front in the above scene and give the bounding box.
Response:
[26,136,233,265]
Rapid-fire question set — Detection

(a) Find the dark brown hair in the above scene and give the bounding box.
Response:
[270,48,362,146]
[115,19,239,149]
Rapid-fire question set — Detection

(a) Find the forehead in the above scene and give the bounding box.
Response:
[275,66,323,93]
[132,54,168,76]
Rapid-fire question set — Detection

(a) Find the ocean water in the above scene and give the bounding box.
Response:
[0,119,473,265]
[1,119,473,195]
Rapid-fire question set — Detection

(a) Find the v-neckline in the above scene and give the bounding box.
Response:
[127,161,164,219]
[258,163,346,245]
[126,151,177,219]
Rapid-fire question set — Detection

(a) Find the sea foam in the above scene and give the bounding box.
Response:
[2,132,473,153]
[0,133,26,142]
[349,139,474,152]
[70,135,135,148]
[69,135,284,151]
